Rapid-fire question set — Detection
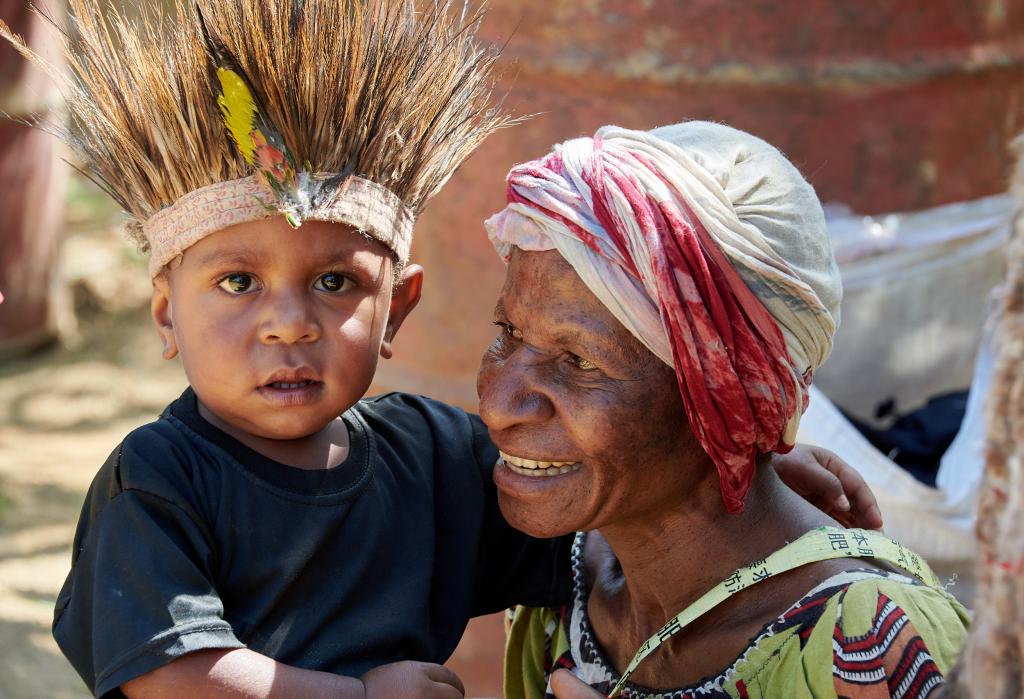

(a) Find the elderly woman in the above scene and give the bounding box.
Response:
[479,122,970,699]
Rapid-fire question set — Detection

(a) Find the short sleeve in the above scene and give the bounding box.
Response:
[834,578,970,673]
[794,577,970,698]
[54,488,243,698]
[467,415,574,615]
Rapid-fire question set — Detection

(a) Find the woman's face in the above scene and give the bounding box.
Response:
[477,248,708,538]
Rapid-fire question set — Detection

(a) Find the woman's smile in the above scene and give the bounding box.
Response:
[498,450,583,477]
[492,451,585,504]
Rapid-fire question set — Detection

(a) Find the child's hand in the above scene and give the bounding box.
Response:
[773,444,884,531]
[361,660,465,699]
[550,670,605,698]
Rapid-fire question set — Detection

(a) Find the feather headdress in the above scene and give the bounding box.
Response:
[0,0,511,274]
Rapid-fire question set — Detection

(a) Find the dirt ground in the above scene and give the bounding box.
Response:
[0,178,506,698]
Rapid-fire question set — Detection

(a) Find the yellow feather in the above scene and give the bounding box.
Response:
[216,68,258,164]
[0,0,513,235]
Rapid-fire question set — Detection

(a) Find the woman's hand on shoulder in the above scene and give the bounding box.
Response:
[550,670,605,699]
[773,445,884,530]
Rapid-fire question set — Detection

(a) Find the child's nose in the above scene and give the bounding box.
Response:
[259,292,321,344]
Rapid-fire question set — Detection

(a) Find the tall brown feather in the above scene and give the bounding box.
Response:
[0,0,512,250]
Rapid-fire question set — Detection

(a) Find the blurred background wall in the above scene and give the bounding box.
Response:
[377,0,1024,407]
[0,0,68,358]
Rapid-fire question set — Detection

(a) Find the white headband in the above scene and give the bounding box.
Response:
[142,174,414,278]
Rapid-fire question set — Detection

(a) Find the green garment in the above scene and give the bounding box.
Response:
[505,541,969,699]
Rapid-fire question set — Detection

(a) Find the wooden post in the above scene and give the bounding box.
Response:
[950,136,1024,698]
[0,0,68,358]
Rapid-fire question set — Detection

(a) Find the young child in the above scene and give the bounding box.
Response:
[3,1,878,697]
[3,1,570,696]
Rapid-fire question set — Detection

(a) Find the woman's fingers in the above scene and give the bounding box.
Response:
[550,669,604,699]
[424,665,466,696]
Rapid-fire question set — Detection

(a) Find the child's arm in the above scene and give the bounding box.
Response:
[121,649,466,699]
[773,444,884,530]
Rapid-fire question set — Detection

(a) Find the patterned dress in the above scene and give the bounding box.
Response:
[505,532,970,699]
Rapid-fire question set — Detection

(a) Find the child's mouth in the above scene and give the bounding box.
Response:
[258,375,325,406]
[266,380,320,390]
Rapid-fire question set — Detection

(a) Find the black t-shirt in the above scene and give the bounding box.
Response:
[54,388,572,698]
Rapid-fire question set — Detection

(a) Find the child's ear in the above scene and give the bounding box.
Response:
[380,264,424,360]
[151,275,179,360]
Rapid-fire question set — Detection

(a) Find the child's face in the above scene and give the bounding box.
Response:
[151,218,421,441]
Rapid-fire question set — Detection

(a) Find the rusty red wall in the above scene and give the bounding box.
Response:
[374,0,1024,408]
[484,0,1024,215]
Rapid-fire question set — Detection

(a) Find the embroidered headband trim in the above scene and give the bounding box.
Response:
[142,175,414,277]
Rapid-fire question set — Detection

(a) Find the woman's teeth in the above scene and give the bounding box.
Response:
[270,381,313,389]
[499,451,582,478]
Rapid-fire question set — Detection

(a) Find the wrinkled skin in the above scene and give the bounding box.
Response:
[477,248,872,691]
[477,248,713,539]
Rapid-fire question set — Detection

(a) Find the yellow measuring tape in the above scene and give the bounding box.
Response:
[607,527,941,698]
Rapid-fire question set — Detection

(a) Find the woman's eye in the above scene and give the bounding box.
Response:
[314,273,352,293]
[494,321,523,341]
[218,273,257,294]
[566,353,599,371]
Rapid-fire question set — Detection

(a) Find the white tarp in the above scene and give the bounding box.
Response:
[815,195,1012,424]
[798,194,1014,602]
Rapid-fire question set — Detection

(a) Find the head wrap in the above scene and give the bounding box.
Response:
[485,121,842,512]
[1,0,508,278]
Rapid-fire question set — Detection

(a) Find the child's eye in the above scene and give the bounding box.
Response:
[314,273,353,293]
[218,273,258,294]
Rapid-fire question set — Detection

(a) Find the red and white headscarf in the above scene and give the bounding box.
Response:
[485,121,842,512]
